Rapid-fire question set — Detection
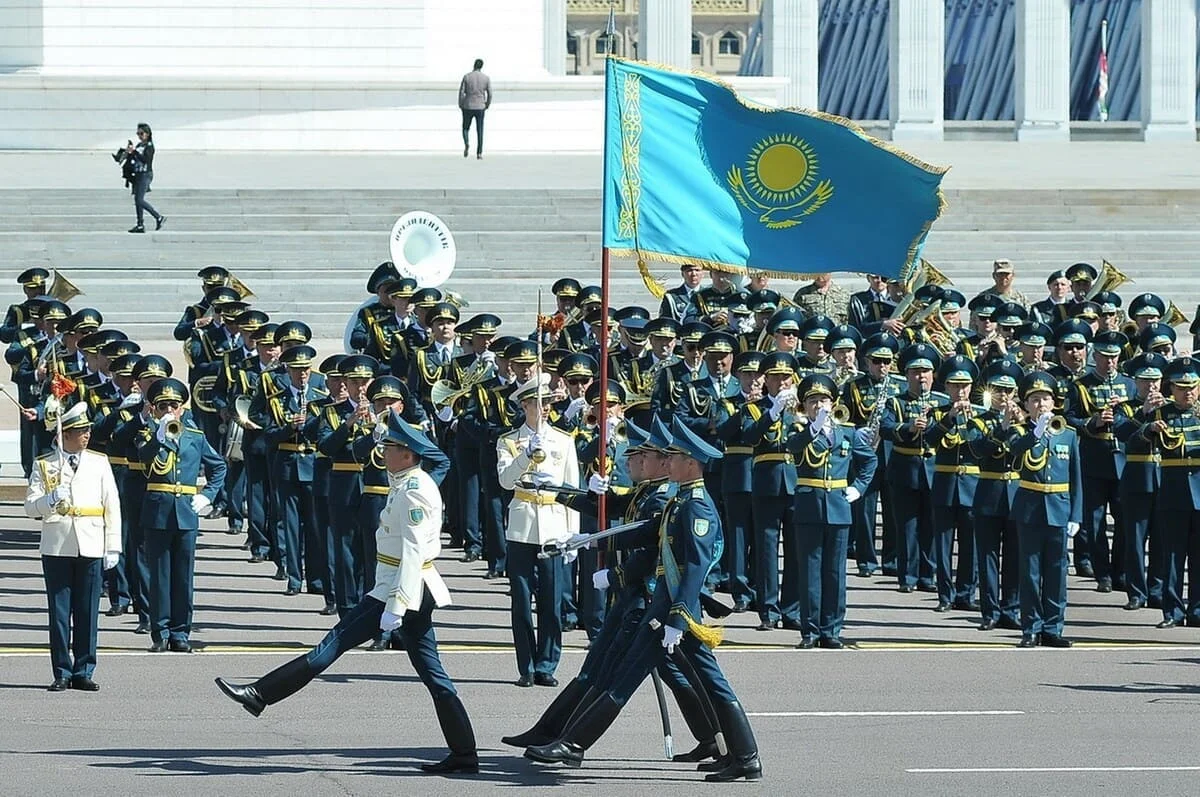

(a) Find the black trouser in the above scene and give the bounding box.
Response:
[132,172,160,226]
[461,109,485,154]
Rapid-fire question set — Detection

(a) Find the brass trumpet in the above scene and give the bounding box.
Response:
[831,404,851,425]
[164,415,183,442]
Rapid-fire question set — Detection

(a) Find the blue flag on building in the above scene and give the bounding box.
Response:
[602,58,948,281]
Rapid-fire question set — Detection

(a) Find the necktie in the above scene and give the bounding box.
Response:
[68,454,78,470]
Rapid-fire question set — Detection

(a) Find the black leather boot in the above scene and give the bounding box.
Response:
[215,656,314,716]
[422,694,479,774]
[704,701,762,782]
[502,677,589,747]
[524,692,622,767]
[670,684,720,762]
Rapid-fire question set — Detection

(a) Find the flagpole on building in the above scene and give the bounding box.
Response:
[596,3,617,534]
[1098,18,1110,122]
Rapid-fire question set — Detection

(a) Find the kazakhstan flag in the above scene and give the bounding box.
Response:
[602,58,948,281]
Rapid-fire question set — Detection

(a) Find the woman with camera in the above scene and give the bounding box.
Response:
[123,123,165,233]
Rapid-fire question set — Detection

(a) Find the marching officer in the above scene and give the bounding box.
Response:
[972,360,1026,631]
[880,343,948,593]
[526,417,763,783]
[1137,357,1200,629]
[786,374,877,648]
[214,411,477,775]
[136,377,226,653]
[26,402,122,691]
[1009,371,1083,648]
[1066,330,1135,593]
[1113,352,1169,611]
[497,375,581,687]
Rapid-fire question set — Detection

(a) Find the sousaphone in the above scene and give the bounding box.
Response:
[389,211,456,288]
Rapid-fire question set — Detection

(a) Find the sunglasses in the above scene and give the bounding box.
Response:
[776,330,798,337]
[1061,343,1086,351]
[156,402,181,411]
[566,377,590,386]
[684,343,701,351]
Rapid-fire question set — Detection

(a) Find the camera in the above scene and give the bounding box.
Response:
[112,140,134,184]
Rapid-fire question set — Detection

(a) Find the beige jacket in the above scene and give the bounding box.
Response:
[26,448,121,558]
[368,465,450,615]
[497,424,579,546]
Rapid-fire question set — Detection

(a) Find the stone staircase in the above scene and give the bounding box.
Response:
[4,187,1200,340]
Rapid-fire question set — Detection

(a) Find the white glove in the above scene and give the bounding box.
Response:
[588,473,610,495]
[529,471,555,488]
[1066,522,1080,538]
[737,316,755,334]
[191,493,212,516]
[526,433,543,456]
[46,486,69,508]
[768,390,793,421]
[605,414,621,438]
[813,406,830,435]
[103,551,120,570]
[844,486,862,504]
[380,610,403,631]
[119,392,142,409]
[155,412,178,443]
[565,396,587,421]
[592,569,611,590]
[1033,412,1051,439]
[480,349,496,365]
[436,405,453,423]
[562,548,579,565]
[662,625,683,654]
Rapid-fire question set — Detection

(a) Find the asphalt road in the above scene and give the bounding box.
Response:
[4,506,1200,796]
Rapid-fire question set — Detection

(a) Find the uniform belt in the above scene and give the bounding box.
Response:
[753,453,793,464]
[893,446,935,457]
[376,553,435,569]
[1161,458,1200,467]
[145,483,198,495]
[363,485,390,495]
[979,471,1019,481]
[1125,454,1161,464]
[107,456,130,466]
[795,477,848,490]
[934,464,980,475]
[63,506,105,517]
[331,462,363,472]
[126,462,145,471]
[725,446,753,456]
[277,442,315,453]
[514,488,558,506]
[1018,480,1069,494]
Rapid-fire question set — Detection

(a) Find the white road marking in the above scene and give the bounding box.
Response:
[751,710,1024,717]
[908,766,1200,774]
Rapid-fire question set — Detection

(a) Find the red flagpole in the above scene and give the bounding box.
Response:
[597,247,611,537]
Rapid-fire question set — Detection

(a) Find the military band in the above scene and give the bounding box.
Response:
[14,254,1200,780]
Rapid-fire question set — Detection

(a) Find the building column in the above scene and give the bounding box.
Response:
[888,0,944,141]
[1014,0,1070,141]
[638,0,691,69]
[543,0,566,76]
[762,0,819,108]
[1141,0,1198,142]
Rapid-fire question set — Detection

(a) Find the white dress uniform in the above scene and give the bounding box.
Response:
[26,448,122,557]
[497,422,580,546]
[368,464,451,615]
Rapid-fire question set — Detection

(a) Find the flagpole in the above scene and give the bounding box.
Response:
[1098,18,1110,123]
[597,4,617,537]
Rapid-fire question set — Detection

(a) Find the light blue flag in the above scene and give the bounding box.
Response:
[602,58,948,281]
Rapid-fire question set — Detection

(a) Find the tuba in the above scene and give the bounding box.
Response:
[225,273,255,300]
[389,211,456,289]
[890,260,951,322]
[192,375,220,414]
[48,270,83,303]
[1084,259,1133,302]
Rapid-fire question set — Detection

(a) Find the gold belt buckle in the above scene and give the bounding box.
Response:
[956,465,968,475]
[173,485,183,495]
